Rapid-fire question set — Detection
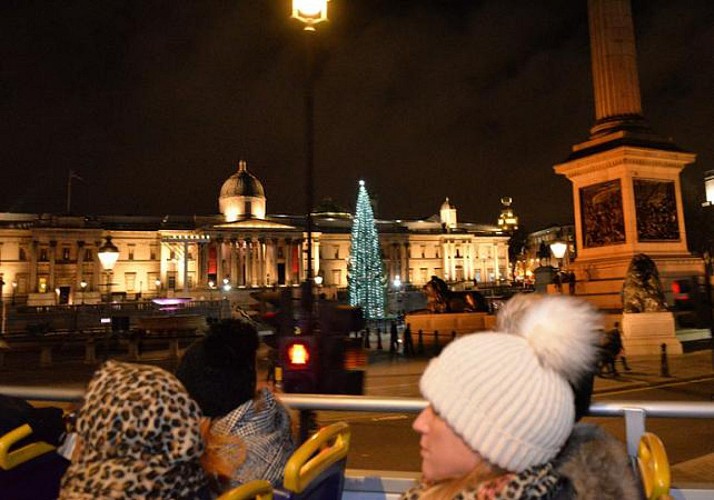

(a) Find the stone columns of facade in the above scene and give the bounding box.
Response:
[284,239,292,285]
[182,241,190,292]
[199,242,209,287]
[30,240,38,292]
[462,243,469,281]
[588,0,644,134]
[48,240,57,291]
[442,242,448,281]
[258,238,267,287]
[93,240,103,292]
[267,238,278,286]
[503,242,510,281]
[295,239,304,283]
[245,239,253,287]
[231,238,240,286]
[312,238,320,281]
[402,243,410,283]
[493,243,500,281]
[215,239,224,285]
[76,240,85,290]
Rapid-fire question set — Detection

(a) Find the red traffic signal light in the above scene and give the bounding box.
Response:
[280,336,315,371]
[287,342,310,368]
[279,335,317,393]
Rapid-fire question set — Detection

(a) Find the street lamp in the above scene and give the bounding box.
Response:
[98,235,119,302]
[549,240,568,269]
[292,0,329,334]
[79,280,87,305]
[155,278,162,298]
[208,280,216,300]
[292,0,329,28]
[11,280,17,305]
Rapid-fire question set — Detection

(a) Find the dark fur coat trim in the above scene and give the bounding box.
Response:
[555,423,642,500]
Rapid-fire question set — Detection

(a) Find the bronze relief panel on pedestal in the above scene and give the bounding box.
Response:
[633,179,679,242]
[580,179,626,248]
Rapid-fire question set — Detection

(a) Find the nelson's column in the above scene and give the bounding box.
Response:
[554,0,703,354]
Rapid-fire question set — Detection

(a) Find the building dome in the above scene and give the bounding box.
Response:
[219,160,267,222]
[220,160,265,199]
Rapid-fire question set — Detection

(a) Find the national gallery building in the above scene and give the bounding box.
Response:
[0,162,510,306]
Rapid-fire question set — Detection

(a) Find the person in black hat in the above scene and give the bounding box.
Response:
[176,319,295,493]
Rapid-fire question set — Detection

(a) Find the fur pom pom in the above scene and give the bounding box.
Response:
[509,296,602,383]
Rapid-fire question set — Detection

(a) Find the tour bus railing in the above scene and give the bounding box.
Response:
[1,385,713,459]
[3,386,714,498]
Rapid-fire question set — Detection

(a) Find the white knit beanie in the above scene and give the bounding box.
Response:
[419,295,601,473]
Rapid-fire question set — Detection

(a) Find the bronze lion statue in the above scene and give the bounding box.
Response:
[621,254,668,313]
[423,275,488,313]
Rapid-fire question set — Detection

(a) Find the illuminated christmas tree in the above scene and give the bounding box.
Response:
[348,180,386,319]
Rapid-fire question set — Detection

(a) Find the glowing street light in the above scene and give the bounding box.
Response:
[79,279,87,305]
[291,0,329,30]
[97,236,119,301]
[549,240,568,269]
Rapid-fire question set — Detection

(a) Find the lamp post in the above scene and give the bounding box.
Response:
[11,280,17,306]
[98,236,119,302]
[208,280,216,300]
[79,280,87,305]
[292,0,329,333]
[701,170,714,369]
[549,240,568,270]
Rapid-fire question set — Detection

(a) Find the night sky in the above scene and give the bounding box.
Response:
[2,0,713,233]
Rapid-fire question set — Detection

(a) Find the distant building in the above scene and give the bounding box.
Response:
[0,163,510,306]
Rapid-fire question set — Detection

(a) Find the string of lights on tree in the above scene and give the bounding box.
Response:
[348,180,386,319]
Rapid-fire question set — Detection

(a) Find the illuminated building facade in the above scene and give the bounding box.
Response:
[0,163,509,306]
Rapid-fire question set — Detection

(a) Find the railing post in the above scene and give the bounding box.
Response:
[168,338,180,360]
[84,336,97,364]
[660,343,670,377]
[40,345,52,367]
[624,407,646,459]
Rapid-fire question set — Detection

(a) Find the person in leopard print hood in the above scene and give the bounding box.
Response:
[59,360,210,500]
[403,295,640,500]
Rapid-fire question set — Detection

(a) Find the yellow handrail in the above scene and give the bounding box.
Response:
[218,479,273,500]
[283,421,351,493]
[0,424,56,471]
[638,432,671,500]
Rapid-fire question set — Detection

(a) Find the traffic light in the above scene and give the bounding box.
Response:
[278,335,318,393]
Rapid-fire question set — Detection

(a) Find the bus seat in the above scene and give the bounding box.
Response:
[0,423,69,500]
[277,421,351,500]
[0,424,55,470]
[637,432,672,500]
[218,479,273,500]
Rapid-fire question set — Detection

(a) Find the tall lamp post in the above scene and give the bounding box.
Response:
[11,280,17,306]
[549,240,568,270]
[98,236,119,302]
[701,170,714,368]
[292,0,329,333]
[79,280,87,305]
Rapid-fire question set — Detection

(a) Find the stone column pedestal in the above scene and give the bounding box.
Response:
[621,312,682,355]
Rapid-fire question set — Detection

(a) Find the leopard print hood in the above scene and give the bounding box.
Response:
[60,361,208,499]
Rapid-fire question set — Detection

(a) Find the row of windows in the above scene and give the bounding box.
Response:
[13,246,164,262]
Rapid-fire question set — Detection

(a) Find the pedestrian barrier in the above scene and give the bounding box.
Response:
[0,387,712,499]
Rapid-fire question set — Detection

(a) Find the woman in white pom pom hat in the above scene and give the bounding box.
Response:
[402,295,640,499]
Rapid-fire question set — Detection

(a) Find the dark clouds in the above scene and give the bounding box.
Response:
[2,0,713,232]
